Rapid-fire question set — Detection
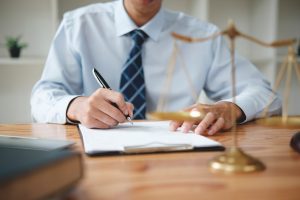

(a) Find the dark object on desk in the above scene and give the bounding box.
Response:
[298,37,300,56]
[290,131,300,153]
[0,136,83,200]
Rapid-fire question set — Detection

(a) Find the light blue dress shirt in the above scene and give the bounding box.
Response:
[31,0,281,124]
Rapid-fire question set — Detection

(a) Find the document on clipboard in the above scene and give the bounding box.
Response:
[78,121,224,156]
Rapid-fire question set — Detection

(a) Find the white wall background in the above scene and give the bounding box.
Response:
[0,0,299,123]
[0,0,55,57]
[0,63,44,123]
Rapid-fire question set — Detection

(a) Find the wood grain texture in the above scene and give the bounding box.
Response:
[1,122,299,200]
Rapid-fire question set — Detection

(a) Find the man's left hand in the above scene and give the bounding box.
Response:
[169,102,245,135]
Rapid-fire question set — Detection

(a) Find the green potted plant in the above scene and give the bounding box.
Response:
[5,36,28,58]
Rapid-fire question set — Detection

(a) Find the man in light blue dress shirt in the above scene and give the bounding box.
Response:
[31,0,281,135]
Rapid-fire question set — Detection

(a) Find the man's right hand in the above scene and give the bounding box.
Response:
[67,88,134,128]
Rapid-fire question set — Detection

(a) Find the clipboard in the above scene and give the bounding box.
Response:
[78,121,224,156]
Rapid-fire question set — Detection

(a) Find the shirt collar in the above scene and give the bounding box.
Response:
[114,0,164,42]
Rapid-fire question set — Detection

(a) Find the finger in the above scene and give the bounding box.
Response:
[194,112,216,134]
[89,92,126,123]
[207,117,225,135]
[99,101,126,123]
[93,88,129,117]
[181,107,199,133]
[169,121,183,131]
[86,91,126,123]
[101,89,129,116]
[90,108,119,127]
[81,116,110,129]
[126,102,134,118]
[181,121,195,133]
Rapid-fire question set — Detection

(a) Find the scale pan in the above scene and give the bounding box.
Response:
[147,111,204,121]
[256,116,300,128]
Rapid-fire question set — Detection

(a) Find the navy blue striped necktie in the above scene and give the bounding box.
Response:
[120,29,148,119]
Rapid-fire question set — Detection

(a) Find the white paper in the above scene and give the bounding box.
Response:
[78,121,223,154]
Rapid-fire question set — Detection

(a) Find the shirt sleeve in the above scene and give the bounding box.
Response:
[203,31,282,123]
[31,16,83,124]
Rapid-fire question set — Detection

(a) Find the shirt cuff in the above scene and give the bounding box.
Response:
[220,95,259,124]
[53,95,80,124]
[65,96,81,124]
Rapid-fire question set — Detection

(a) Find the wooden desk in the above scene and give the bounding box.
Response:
[1,122,299,200]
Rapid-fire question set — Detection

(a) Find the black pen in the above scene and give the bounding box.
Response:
[92,68,133,124]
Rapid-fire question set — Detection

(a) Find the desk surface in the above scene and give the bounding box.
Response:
[1,122,299,200]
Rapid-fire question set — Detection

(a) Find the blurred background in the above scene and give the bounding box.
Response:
[0,0,299,123]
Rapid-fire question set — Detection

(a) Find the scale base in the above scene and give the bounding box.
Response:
[209,147,265,173]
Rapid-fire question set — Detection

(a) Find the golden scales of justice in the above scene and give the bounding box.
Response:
[148,20,300,173]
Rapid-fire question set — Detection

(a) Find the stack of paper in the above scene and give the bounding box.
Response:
[78,121,224,155]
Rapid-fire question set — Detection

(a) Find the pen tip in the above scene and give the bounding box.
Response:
[127,116,133,125]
